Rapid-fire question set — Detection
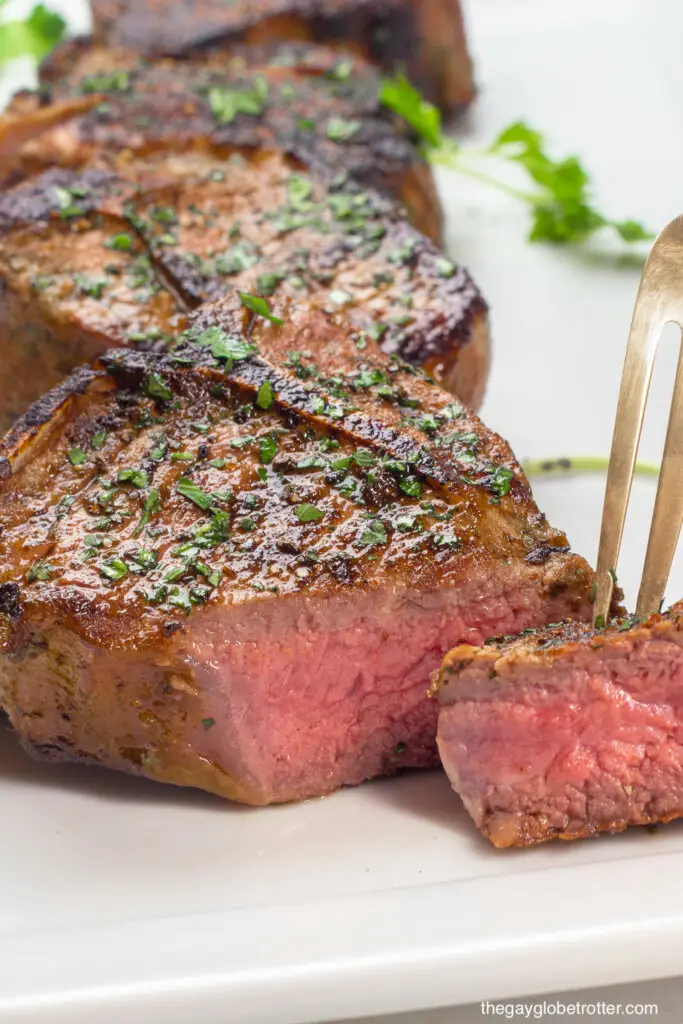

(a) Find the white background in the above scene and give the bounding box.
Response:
[2,0,683,1021]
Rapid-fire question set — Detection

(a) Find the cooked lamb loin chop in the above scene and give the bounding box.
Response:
[75,0,474,115]
[0,159,487,432]
[432,606,683,849]
[4,42,443,242]
[0,296,594,805]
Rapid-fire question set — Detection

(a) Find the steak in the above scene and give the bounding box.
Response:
[432,606,683,848]
[0,296,594,805]
[79,0,474,115]
[4,41,443,241]
[0,154,487,432]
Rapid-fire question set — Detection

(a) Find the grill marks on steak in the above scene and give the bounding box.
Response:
[432,608,683,848]
[0,154,488,432]
[0,304,595,804]
[5,42,443,242]
[83,0,474,114]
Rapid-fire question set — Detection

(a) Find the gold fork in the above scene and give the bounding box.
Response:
[594,214,683,626]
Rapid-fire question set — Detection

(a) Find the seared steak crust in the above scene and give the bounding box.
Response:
[0,156,487,432]
[0,299,594,804]
[84,0,474,113]
[6,42,443,241]
[434,606,683,848]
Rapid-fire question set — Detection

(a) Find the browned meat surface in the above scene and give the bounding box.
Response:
[0,296,594,805]
[0,156,487,433]
[432,605,683,849]
[82,0,474,114]
[5,42,443,242]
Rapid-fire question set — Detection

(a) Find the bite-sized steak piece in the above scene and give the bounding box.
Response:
[433,606,683,849]
[0,298,594,804]
[0,156,487,431]
[85,0,474,114]
[6,41,443,241]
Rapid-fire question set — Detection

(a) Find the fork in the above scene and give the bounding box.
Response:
[593,214,683,626]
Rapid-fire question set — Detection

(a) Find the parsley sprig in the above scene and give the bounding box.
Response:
[0,3,66,69]
[380,75,652,249]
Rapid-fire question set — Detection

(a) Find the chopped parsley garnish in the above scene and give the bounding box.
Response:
[256,380,275,410]
[194,326,256,365]
[287,174,315,211]
[239,292,284,326]
[359,520,388,547]
[130,549,158,571]
[209,458,227,469]
[216,240,260,275]
[74,274,105,299]
[202,717,217,731]
[143,373,172,401]
[91,430,108,450]
[27,561,53,582]
[67,447,87,467]
[436,258,456,278]
[326,116,361,141]
[399,476,421,498]
[295,503,325,523]
[150,205,177,224]
[105,233,134,252]
[207,78,268,124]
[176,477,213,512]
[118,468,148,488]
[133,488,161,536]
[52,186,85,219]
[100,558,128,582]
[259,436,277,464]
[488,466,514,500]
[80,69,130,93]
[256,271,286,296]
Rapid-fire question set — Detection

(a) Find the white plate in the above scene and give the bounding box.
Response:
[3,1,683,1021]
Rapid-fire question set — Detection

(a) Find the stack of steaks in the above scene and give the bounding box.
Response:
[0,0,599,811]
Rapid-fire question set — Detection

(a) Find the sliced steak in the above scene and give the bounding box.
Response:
[81,0,474,114]
[5,42,443,241]
[0,157,487,432]
[0,298,594,805]
[433,606,683,848]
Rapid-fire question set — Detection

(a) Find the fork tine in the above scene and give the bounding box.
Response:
[593,216,683,626]
[636,335,683,617]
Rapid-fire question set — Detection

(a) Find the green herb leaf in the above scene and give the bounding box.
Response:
[379,74,442,148]
[202,717,217,730]
[143,372,172,401]
[80,69,130,94]
[91,430,107,450]
[207,78,268,124]
[133,488,161,537]
[0,4,66,68]
[399,476,421,498]
[326,116,361,142]
[100,558,128,582]
[259,436,277,464]
[380,78,652,251]
[118,467,148,488]
[295,503,325,523]
[256,380,274,410]
[239,292,284,326]
[359,520,388,547]
[176,477,212,512]
[27,560,53,582]
[105,233,134,252]
[67,447,87,467]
